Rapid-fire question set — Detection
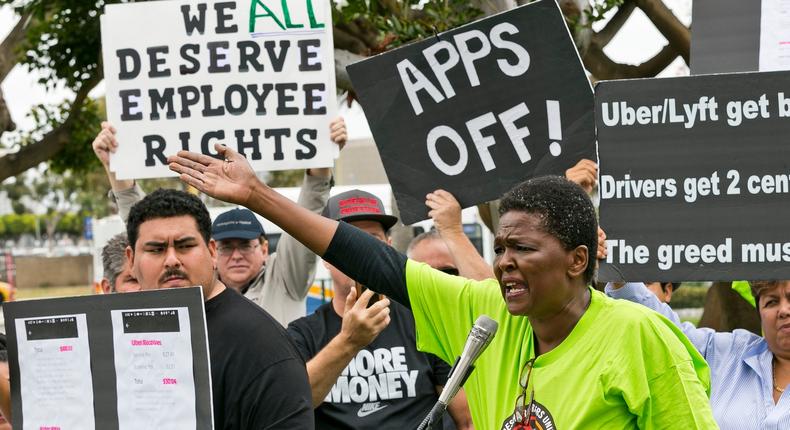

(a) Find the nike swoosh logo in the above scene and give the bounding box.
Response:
[357,403,388,417]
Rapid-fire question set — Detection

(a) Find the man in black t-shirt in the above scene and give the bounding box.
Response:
[287,190,471,429]
[126,189,313,429]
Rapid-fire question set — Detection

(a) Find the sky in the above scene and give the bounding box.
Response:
[0,0,693,150]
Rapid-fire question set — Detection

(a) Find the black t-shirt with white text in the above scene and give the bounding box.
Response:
[287,301,450,429]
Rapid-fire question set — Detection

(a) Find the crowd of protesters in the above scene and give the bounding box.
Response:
[0,114,786,430]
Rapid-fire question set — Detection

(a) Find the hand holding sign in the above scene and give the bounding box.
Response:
[93,121,136,192]
[597,227,608,261]
[329,117,348,151]
[565,159,598,194]
[92,122,119,168]
[426,190,463,237]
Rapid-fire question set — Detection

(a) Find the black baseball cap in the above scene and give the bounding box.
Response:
[212,208,265,241]
[322,190,399,231]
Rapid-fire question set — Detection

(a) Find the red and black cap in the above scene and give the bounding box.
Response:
[322,189,399,231]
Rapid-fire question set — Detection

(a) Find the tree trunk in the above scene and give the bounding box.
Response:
[0,75,99,182]
[698,282,761,335]
[0,11,34,82]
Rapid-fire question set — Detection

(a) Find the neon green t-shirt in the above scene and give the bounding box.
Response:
[405,260,717,429]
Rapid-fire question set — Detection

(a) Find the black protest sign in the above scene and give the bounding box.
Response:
[4,288,212,429]
[598,70,790,282]
[347,0,595,224]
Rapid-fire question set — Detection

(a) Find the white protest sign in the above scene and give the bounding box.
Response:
[101,0,337,179]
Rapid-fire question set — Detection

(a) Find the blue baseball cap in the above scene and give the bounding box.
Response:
[212,208,265,241]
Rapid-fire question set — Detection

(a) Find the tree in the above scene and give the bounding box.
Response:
[0,0,104,181]
[0,0,692,183]
[331,0,690,86]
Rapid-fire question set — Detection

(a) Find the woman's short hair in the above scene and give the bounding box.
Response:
[499,175,598,283]
[749,280,780,303]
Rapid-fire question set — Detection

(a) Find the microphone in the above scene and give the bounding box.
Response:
[417,315,498,430]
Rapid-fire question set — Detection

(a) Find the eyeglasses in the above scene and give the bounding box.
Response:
[513,357,536,427]
[217,243,260,256]
[437,267,459,276]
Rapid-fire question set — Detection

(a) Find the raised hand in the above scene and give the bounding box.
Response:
[597,227,607,260]
[426,189,463,237]
[340,288,391,349]
[168,144,259,207]
[92,121,118,168]
[329,116,348,150]
[565,159,598,194]
[308,117,348,178]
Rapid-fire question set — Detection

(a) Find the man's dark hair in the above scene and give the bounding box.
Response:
[654,282,682,293]
[499,175,598,284]
[127,189,212,248]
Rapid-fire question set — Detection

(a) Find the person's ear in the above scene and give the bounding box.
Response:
[101,279,111,294]
[567,245,589,280]
[664,283,674,302]
[260,239,269,257]
[125,246,135,271]
[208,238,218,265]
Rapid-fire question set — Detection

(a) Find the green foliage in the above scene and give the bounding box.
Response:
[671,285,709,309]
[0,0,143,175]
[49,98,105,174]
[0,167,115,220]
[335,0,483,50]
[268,169,306,188]
[0,212,85,238]
[586,0,626,23]
[8,0,123,91]
[56,212,83,236]
[2,213,37,236]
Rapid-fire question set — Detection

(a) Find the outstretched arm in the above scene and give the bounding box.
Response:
[170,144,336,255]
[168,145,411,306]
[266,117,345,301]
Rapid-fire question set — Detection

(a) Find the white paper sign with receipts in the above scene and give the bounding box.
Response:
[100,0,338,179]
